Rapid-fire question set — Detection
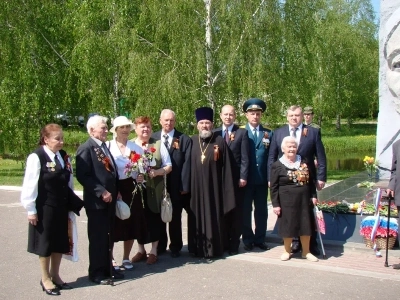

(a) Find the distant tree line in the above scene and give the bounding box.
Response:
[0,0,378,156]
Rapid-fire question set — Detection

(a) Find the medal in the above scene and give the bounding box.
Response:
[198,133,214,164]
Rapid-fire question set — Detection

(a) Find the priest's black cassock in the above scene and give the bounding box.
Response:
[190,133,236,258]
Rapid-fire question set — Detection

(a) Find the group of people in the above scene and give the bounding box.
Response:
[20,99,327,294]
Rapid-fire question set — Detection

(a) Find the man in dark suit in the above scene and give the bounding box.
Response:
[76,115,123,285]
[152,109,193,258]
[242,98,272,251]
[214,105,250,255]
[268,105,327,255]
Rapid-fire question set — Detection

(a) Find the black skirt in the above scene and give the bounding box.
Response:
[28,204,69,256]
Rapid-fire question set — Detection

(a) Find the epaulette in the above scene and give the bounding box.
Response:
[239,125,246,129]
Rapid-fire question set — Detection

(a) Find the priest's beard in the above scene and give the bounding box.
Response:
[199,130,212,139]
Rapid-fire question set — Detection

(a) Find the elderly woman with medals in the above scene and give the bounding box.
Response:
[270,136,318,262]
[21,124,83,295]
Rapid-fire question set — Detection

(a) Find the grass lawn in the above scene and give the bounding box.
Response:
[0,158,83,190]
[0,157,357,190]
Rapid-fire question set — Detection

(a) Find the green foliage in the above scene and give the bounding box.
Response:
[0,0,378,159]
[322,135,376,152]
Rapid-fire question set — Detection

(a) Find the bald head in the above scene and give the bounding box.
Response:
[220,105,236,127]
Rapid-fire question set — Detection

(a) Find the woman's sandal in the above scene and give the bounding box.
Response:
[122,259,134,270]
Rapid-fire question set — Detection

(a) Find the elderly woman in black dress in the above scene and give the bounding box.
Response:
[21,124,82,295]
[270,136,318,262]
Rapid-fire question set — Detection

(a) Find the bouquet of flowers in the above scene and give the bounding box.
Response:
[363,156,379,177]
[317,201,350,215]
[124,144,157,207]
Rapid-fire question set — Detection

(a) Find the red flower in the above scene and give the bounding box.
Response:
[150,147,156,153]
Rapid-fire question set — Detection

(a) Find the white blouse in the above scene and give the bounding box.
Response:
[20,146,74,216]
[107,139,138,180]
[107,139,172,180]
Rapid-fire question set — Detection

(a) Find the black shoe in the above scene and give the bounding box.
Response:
[52,281,73,290]
[228,250,239,256]
[170,251,181,258]
[89,276,112,285]
[40,280,61,295]
[254,242,270,251]
[291,241,301,253]
[157,248,167,255]
[112,270,125,280]
[243,243,254,251]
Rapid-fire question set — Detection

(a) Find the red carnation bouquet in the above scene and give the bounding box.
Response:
[124,144,157,207]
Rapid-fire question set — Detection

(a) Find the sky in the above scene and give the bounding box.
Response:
[371,0,380,16]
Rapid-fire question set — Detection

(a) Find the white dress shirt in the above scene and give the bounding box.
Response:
[20,146,73,215]
[222,124,234,139]
[288,123,303,146]
[161,129,175,149]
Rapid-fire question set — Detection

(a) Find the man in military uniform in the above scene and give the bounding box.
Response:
[242,98,272,251]
[303,106,320,129]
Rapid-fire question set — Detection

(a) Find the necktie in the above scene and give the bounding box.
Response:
[291,127,298,138]
[54,154,62,170]
[163,134,170,149]
[253,128,257,141]
[224,128,230,143]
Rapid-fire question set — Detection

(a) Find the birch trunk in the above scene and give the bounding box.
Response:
[204,0,215,110]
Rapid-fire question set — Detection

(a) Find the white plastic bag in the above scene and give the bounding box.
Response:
[63,211,79,262]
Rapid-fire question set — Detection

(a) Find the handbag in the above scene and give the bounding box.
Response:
[116,198,131,220]
[161,173,173,223]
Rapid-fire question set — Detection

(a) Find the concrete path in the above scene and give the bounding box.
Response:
[1,187,399,300]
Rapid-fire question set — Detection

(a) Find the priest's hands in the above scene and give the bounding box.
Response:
[239,179,247,187]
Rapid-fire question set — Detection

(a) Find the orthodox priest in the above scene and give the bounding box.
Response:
[190,107,236,258]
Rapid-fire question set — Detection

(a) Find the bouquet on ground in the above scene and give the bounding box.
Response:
[124,144,157,207]
[357,156,379,189]
[317,201,350,215]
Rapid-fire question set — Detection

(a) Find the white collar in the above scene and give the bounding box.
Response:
[289,123,303,131]
[91,136,103,146]
[43,146,61,162]
[162,129,175,138]
[248,124,259,131]
[222,124,234,132]
[279,155,301,169]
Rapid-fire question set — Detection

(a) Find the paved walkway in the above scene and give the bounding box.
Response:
[2,186,400,299]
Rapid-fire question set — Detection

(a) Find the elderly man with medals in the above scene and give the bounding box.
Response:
[190,107,236,258]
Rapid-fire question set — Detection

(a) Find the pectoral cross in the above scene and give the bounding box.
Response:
[201,154,205,164]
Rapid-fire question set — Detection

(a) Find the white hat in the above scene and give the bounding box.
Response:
[110,116,135,133]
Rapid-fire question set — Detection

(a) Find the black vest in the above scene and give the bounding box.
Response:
[34,147,71,209]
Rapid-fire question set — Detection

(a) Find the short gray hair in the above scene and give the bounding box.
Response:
[160,109,176,118]
[286,105,303,115]
[281,136,298,152]
[86,115,108,134]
